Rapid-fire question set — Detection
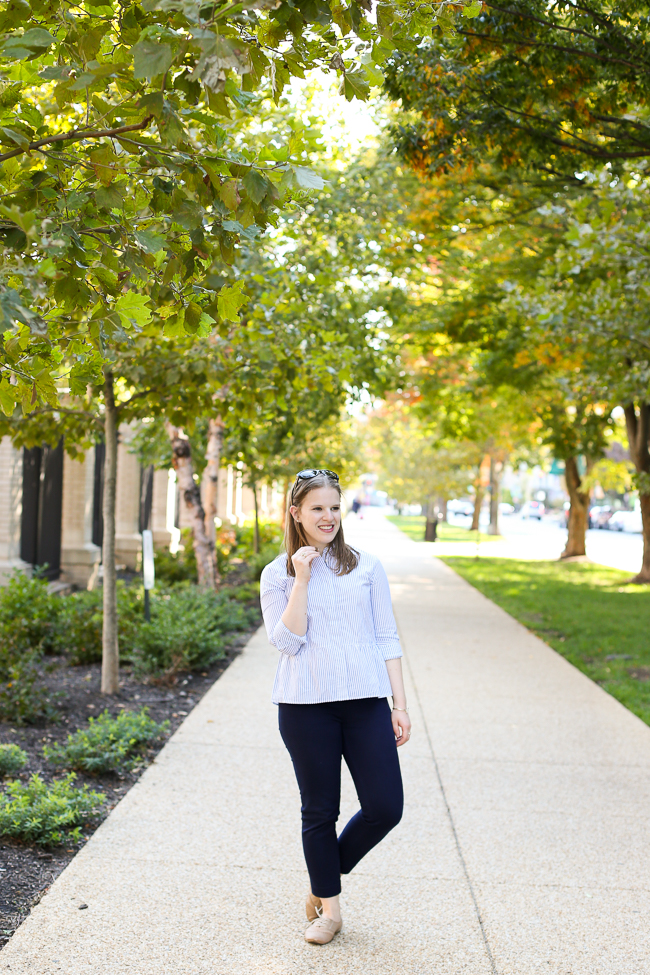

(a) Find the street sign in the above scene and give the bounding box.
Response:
[142,529,155,591]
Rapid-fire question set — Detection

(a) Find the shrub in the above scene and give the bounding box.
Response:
[0,773,105,847]
[59,584,146,666]
[43,708,169,774]
[234,521,283,564]
[223,581,260,604]
[0,572,62,654]
[0,744,28,776]
[152,521,281,584]
[215,526,238,576]
[154,529,197,585]
[131,586,257,678]
[0,652,59,725]
[247,541,283,581]
[54,589,103,664]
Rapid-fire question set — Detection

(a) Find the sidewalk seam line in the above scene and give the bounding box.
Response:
[398,612,499,975]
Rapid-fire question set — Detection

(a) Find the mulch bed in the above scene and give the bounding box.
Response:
[0,623,259,949]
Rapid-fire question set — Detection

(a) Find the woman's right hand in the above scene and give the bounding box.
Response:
[291,546,320,583]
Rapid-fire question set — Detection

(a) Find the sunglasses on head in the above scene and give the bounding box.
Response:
[292,469,340,498]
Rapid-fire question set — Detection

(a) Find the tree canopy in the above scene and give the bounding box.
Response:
[384,1,650,182]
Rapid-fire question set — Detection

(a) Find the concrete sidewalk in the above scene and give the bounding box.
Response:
[2,512,649,974]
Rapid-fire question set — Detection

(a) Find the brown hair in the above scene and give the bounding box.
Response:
[284,473,359,577]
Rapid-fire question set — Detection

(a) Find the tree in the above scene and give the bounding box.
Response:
[505,174,650,579]
[384,1,650,182]
[365,134,617,553]
[0,0,476,408]
[366,399,478,537]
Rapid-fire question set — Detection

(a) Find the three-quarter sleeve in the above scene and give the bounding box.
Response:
[260,565,307,657]
[370,559,402,660]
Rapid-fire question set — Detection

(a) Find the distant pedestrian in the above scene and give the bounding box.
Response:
[351,489,364,518]
[260,469,410,945]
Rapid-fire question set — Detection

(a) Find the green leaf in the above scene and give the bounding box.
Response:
[163,314,187,338]
[134,230,165,254]
[115,293,153,329]
[222,219,244,233]
[138,92,165,119]
[172,200,204,230]
[197,312,215,337]
[69,361,101,396]
[243,169,271,205]
[220,181,241,211]
[217,281,247,322]
[462,0,482,17]
[224,78,255,113]
[340,70,370,102]
[292,166,326,191]
[1,29,55,60]
[0,378,16,416]
[0,204,35,235]
[0,126,30,148]
[32,370,58,408]
[360,54,383,87]
[95,184,124,210]
[38,65,74,80]
[132,40,174,81]
[331,2,352,35]
[89,146,120,186]
[240,224,261,241]
[183,301,203,333]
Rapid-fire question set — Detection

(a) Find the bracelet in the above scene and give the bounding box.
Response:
[392,706,408,712]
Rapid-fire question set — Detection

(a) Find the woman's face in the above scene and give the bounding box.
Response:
[291,485,342,549]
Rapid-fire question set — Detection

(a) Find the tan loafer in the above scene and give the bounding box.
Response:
[304,915,342,945]
[306,892,322,921]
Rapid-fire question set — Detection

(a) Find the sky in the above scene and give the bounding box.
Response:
[290,74,383,160]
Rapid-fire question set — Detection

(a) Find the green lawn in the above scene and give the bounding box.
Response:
[440,557,650,728]
[386,515,489,543]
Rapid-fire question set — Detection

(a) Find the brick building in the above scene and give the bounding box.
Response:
[0,432,284,588]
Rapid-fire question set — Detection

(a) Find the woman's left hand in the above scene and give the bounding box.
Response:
[391,708,412,747]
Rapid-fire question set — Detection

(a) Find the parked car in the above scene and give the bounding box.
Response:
[608,509,643,533]
[589,505,613,530]
[499,502,515,515]
[448,499,474,517]
[521,500,545,520]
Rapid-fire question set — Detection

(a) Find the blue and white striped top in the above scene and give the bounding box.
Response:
[260,547,402,705]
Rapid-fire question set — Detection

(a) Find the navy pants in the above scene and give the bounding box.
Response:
[279,697,404,898]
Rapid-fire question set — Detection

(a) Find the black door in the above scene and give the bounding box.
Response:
[92,442,105,550]
[20,440,64,580]
[139,464,154,533]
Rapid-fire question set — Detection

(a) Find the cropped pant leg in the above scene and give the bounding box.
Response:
[278,697,403,899]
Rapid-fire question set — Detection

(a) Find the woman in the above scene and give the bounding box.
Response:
[260,469,411,945]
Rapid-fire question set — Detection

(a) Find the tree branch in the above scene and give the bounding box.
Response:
[13,404,103,426]
[481,2,642,58]
[472,90,650,159]
[458,27,642,71]
[0,116,153,163]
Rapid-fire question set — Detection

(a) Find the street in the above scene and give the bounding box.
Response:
[440,510,644,575]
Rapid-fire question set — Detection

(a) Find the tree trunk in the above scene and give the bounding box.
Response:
[624,402,650,583]
[167,424,217,589]
[101,371,119,695]
[424,497,438,541]
[202,416,224,585]
[203,416,224,542]
[471,485,483,531]
[253,480,260,554]
[488,456,502,536]
[561,455,589,559]
[638,493,650,582]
